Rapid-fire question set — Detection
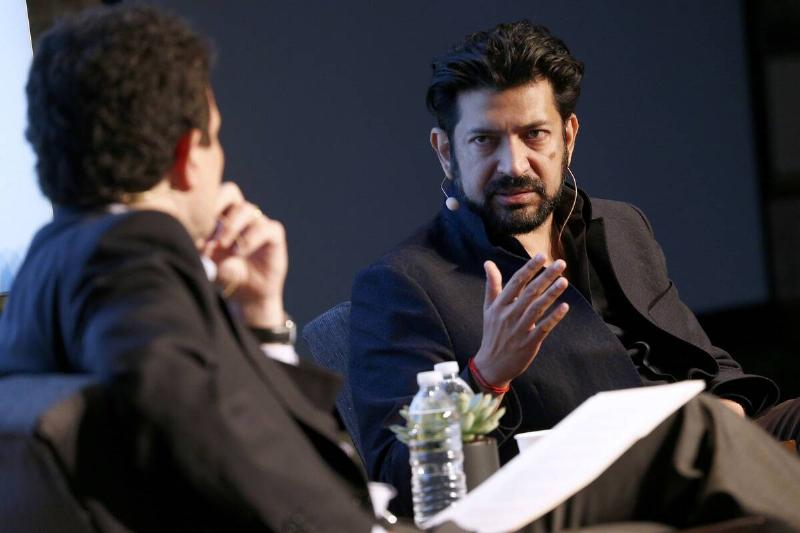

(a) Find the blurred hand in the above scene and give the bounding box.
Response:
[198,182,288,328]
[718,398,746,417]
[472,256,570,391]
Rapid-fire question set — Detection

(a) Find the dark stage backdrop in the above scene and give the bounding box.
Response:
[154,0,767,331]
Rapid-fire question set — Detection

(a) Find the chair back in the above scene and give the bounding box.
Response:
[0,375,98,533]
[301,302,363,457]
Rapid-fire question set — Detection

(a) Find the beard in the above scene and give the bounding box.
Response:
[453,147,568,236]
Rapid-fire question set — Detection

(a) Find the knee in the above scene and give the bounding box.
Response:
[755,398,800,445]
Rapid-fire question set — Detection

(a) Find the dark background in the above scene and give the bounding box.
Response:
[25,0,800,397]
[153,0,770,325]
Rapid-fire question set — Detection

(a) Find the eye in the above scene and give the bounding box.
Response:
[471,135,492,145]
[524,129,545,140]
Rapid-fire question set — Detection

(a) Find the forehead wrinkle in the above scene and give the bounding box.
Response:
[454,82,559,140]
[464,120,551,136]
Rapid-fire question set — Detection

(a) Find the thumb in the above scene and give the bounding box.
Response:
[483,260,502,310]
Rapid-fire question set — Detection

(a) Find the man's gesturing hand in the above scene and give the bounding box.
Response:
[199,182,288,328]
[472,255,570,391]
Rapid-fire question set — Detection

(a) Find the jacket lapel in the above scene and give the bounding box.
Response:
[587,215,713,359]
[590,217,657,320]
[214,294,344,443]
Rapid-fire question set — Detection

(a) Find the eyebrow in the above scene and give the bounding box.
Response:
[464,120,550,136]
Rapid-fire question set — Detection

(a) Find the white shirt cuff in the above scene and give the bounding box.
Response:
[260,343,299,366]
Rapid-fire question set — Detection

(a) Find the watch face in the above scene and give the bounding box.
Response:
[286,319,297,344]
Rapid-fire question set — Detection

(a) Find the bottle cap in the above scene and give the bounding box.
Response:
[433,361,460,376]
[417,370,443,387]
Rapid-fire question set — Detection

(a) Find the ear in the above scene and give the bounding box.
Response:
[430,127,454,179]
[168,131,195,191]
[564,114,580,167]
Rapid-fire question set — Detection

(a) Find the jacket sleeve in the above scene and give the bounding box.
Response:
[349,262,457,517]
[629,205,779,415]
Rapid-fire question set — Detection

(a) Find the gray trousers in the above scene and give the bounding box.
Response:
[520,394,800,532]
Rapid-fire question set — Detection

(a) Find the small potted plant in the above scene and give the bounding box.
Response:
[390,392,505,490]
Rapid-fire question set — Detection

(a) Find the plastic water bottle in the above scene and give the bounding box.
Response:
[434,361,475,399]
[408,370,467,527]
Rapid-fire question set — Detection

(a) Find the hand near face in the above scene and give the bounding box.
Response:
[472,256,570,391]
[198,182,288,328]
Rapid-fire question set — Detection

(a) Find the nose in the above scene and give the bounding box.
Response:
[496,137,531,177]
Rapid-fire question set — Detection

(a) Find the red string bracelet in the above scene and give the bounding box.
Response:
[468,357,510,395]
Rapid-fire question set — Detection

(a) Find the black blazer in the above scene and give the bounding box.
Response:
[0,208,375,532]
[349,193,778,516]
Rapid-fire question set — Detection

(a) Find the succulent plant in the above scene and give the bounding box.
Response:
[390,392,506,444]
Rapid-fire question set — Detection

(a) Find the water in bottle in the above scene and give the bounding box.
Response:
[434,361,474,399]
[408,370,467,527]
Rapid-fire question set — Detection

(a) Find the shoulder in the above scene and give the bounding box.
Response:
[32,208,194,259]
[590,197,654,237]
[0,210,205,374]
[40,209,205,305]
[97,210,197,253]
[590,197,647,223]
[71,209,200,270]
[355,213,458,291]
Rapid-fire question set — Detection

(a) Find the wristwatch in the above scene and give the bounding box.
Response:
[250,315,296,345]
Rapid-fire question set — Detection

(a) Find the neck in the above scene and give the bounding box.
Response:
[123,185,197,239]
[514,215,557,263]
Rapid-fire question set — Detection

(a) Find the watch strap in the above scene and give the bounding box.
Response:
[250,315,296,345]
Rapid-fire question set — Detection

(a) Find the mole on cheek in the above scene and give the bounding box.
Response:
[548,151,557,160]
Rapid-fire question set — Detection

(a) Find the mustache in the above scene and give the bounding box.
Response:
[485,175,547,198]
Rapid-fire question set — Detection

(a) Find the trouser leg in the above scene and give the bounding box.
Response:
[524,393,800,532]
[756,398,800,451]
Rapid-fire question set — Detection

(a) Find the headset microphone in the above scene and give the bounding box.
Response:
[441,175,460,211]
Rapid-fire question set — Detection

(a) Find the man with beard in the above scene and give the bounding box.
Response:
[348,20,800,518]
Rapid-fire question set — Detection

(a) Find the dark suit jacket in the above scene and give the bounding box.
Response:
[349,193,779,516]
[0,208,375,532]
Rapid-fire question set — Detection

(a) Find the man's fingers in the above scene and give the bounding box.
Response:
[483,261,502,309]
[214,181,245,217]
[527,302,569,348]
[233,218,286,257]
[215,202,262,249]
[518,274,569,326]
[517,259,566,304]
[495,254,547,306]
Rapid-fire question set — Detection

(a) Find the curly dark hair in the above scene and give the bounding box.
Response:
[426,20,584,137]
[26,4,213,207]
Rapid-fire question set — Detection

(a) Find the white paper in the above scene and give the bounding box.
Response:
[424,380,705,533]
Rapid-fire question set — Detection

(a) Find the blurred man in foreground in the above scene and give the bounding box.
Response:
[0,6,378,531]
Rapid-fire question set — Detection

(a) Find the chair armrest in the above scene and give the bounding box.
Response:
[0,375,97,435]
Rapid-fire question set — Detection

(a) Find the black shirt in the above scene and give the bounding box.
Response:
[489,187,671,386]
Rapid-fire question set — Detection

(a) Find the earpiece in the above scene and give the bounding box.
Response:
[441,175,460,211]
[556,167,579,244]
